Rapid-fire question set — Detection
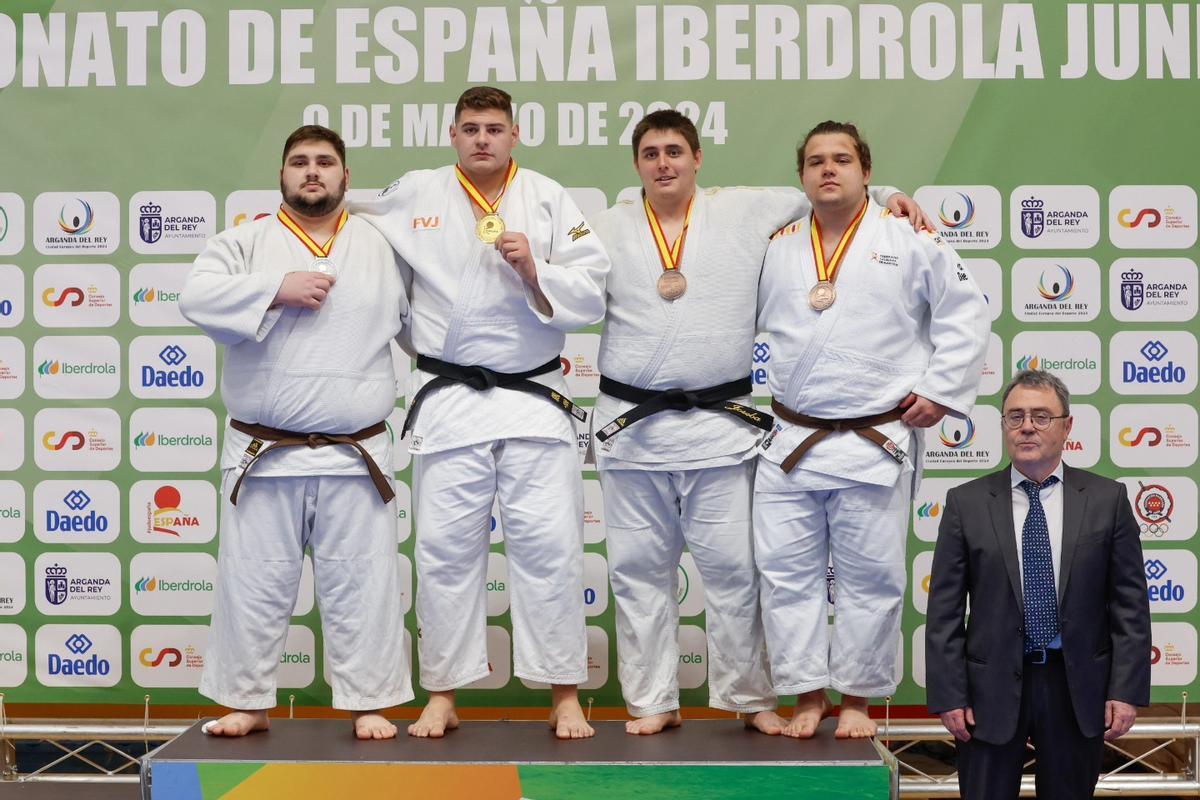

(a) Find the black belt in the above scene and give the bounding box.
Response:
[228,419,393,505]
[595,375,772,442]
[401,354,587,439]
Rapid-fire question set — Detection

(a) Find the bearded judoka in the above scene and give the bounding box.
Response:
[180,125,413,740]
[755,121,988,739]
[354,86,609,739]
[590,110,931,736]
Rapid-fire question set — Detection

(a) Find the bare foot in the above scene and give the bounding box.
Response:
[352,711,398,740]
[203,709,270,737]
[408,692,459,738]
[835,695,877,739]
[744,709,786,736]
[783,689,833,738]
[625,710,682,735]
[549,684,595,739]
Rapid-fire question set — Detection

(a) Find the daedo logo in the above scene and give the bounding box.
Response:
[36,624,121,687]
[0,265,26,327]
[130,336,215,399]
[1144,551,1196,612]
[34,481,119,544]
[1111,332,1197,395]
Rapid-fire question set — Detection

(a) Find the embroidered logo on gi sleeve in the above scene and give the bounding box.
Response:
[380,179,402,197]
[568,221,591,241]
[771,222,804,240]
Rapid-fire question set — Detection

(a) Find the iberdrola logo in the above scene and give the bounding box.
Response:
[1016,354,1040,371]
[133,288,157,303]
[938,418,976,449]
[916,501,941,518]
[133,432,157,447]
[1037,265,1075,301]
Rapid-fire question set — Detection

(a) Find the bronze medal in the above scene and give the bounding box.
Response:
[657,270,687,301]
[809,280,837,311]
[476,213,505,244]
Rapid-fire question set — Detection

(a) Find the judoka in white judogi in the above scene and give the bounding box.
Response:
[755,198,988,711]
[592,182,907,728]
[354,159,609,732]
[181,209,414,730]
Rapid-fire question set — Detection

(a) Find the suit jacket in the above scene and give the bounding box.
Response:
[925,463,1151,744]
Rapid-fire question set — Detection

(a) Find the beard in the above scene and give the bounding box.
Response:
[281,174,347,217]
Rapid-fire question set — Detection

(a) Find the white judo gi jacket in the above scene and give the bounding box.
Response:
[354,165,609,452]
[180,213,410,475]
[757,199,989,488]
[591,185,903,470]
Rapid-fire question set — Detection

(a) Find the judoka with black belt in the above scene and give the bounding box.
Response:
[589,110,929,736]
[355,87,610,739]
[755,121,989,738]
[181,125,413,739]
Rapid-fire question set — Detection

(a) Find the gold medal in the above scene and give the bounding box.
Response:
[458,160,518,245]
[809,280,837,311]
[476,213,505,244]
[657,270,687,301]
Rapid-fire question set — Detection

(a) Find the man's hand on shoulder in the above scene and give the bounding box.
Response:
[900,393,950,427]
[885,192,934,232]
[939,707,974,742]
[1104,700,1137,741]
[273,272,336,310]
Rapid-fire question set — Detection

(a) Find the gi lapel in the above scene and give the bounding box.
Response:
[1056,465,1088,604]
[783,199,883,404]
[440,169,491,360]
[988,469,1023,616]
[630,188,701,386]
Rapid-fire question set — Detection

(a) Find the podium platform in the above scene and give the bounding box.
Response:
[141,718,895,799]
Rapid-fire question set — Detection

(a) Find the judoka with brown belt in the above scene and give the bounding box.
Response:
[755,121,989,739]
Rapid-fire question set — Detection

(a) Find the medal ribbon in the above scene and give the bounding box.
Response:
[277,206,348,257]
[810,198,869,284]
[644,196,694,273]
[456,159,519,215]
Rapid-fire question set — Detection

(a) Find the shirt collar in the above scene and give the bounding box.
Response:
[1010,461,1065,490]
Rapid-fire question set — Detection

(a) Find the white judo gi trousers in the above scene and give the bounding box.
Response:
[413,438,587,690]
[601,461,775,716]
[753,472,911,697]
[200,471,413,711]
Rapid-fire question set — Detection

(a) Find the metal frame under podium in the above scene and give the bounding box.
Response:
[140,718,896,799]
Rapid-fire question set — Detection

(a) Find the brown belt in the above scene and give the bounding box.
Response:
[228,419,394,505]
[769,399,908,474]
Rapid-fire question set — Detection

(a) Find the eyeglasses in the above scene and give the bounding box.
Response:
[1002,410,1069,430]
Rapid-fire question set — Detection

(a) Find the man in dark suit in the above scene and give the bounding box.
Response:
[926,369,1151,799]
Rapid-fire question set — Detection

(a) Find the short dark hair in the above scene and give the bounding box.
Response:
[1002,369,1071,416]
[455,86,513,121]
[631,109,701,157]
[282,125,346,167]
[797,120,871,175]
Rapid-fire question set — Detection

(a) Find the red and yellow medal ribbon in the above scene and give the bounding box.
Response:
[644,196,694,273]
[810,198,869,284]
[277,206,348,257]
[456,159,519,215]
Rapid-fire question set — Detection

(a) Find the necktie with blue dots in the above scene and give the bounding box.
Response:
[1020,476,1060,653]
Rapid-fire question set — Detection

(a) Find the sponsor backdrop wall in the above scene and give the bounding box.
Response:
[0,0,1196,709]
